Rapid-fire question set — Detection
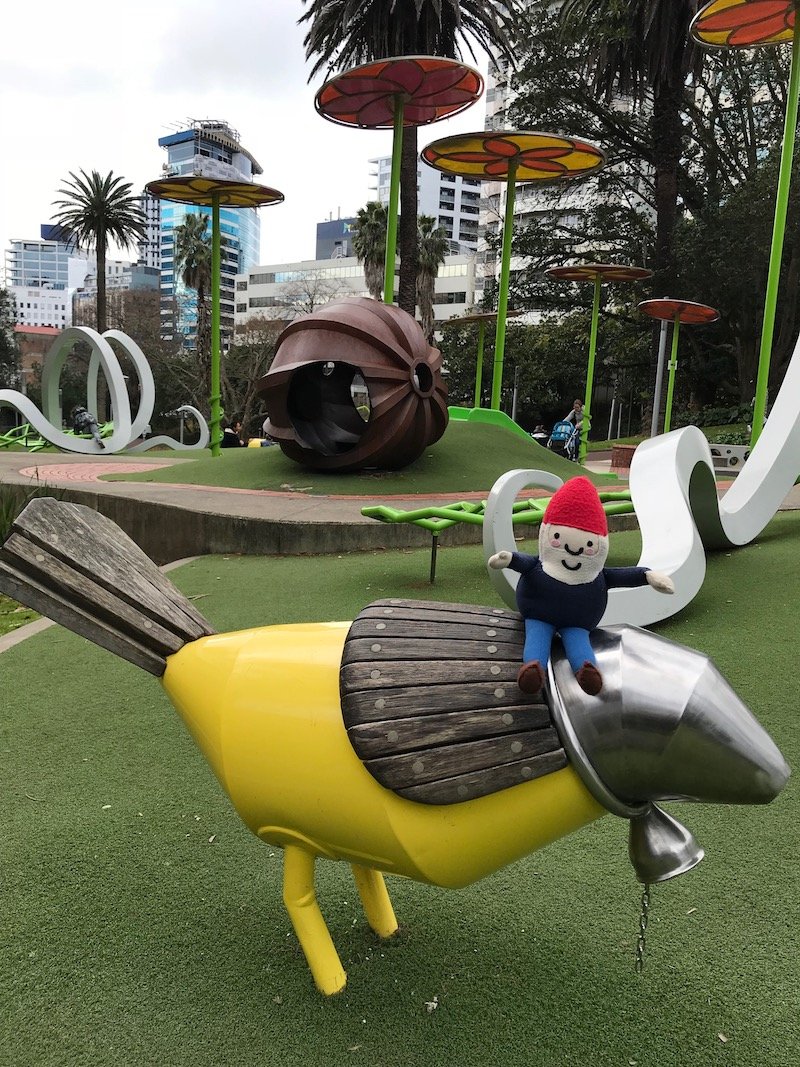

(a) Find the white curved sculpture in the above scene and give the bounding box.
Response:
[0,327,209,453]
[485,326,800,626]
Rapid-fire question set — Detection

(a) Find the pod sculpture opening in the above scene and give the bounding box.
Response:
[257,297,449,471]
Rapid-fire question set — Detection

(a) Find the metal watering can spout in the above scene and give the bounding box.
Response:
[628,805,704,884]
[547,624,790,884]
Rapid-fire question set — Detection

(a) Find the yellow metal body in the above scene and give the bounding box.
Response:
[161,622,606,993]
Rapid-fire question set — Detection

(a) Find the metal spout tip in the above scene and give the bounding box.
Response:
[628,806,704,884]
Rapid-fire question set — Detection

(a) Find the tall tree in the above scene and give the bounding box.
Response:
[351,202,388,300]
[173,212,213,395]
[0,289,20,389]
[416,215,450,341]
[51,170,145,335]
[300,0,520,314]
[558,0,702,428]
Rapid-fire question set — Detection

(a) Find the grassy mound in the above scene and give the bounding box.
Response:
[104,421,618,495]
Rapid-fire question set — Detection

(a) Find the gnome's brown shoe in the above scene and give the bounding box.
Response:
[576,661,603,696]
[517,660,545,695]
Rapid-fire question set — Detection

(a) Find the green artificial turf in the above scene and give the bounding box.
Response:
[103,421,619,495]
[1,520,798,1066]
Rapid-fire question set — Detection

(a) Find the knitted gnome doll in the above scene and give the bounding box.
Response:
[488,476,674,696]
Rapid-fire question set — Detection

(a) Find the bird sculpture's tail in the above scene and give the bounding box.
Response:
[0,497,215,675]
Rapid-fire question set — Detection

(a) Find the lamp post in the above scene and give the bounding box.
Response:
[638,298,720,434]
[146,176,284,456]
[315,56,483,305]
[692,0,800,445]
[421,131,605,410]
[546,263,652,462]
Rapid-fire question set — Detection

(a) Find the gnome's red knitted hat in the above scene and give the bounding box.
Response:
[543,476,608,536]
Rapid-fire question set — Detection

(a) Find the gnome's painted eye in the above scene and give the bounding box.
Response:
[587,540,593,547]
[553,532,560,540]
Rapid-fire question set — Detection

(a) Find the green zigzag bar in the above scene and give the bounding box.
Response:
[362,492,633,534]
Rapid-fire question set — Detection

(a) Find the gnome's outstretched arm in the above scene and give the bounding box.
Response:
[604,566,674,594]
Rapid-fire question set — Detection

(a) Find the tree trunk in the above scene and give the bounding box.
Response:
[643,81,683,434]
[398,127,419,316]
[95,234,107,335]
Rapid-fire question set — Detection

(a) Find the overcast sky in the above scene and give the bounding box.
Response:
[1,0,489,270]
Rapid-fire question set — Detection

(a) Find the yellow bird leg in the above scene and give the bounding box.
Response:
[282,845,346,995]
[351,865,399,939]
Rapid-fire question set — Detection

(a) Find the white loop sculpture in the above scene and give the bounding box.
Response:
[485,326,800,627]
[0,327,209,453]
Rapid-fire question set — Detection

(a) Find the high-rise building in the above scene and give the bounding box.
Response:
[368,155,482,253]
[154,120,263,347]
[234,253,476,331]
[316,217,358,260]
[4,228,91,329]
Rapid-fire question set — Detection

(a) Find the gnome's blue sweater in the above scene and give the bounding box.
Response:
[508,552,650,631]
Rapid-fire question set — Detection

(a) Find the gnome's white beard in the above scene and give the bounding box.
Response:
[538,523,609,585]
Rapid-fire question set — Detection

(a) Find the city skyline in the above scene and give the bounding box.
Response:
[1,0,489,274]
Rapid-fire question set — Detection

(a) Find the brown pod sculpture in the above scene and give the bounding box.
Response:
[257,297,448,471]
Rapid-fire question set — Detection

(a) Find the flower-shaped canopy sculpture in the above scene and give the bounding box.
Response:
[148,175,285,209]
[422,131,605,181]
[639,298,721,434]
[638,299,720,326]
[146,176,284,457]
[423,131,605,412]
[691,0,795,46]
[315,55,483,129]
[546,263,653,284]
[315,56,483,305]
[692,0,799,448]
[452,309,525,409]
[546,263,652,461]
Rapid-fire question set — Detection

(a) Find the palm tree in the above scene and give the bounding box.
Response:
[561,1,700,287]
[51,170,146,335]
[173,212,213,387]
[300,0,520,315]
[351,202,388,300]
[559,0,702,428]
[416,216,450,342]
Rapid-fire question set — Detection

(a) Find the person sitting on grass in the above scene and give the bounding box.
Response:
[221,417,245,448]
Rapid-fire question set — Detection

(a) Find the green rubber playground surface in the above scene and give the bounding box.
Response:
[1,516,798,1066]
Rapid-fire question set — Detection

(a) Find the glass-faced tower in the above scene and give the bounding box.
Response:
[156,120,262,347]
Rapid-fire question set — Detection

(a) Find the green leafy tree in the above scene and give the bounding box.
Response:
[50,170,146,334]
[0,289,20,390]
[416,215,449,342]
[300,0,520,314]
[351,202,388,300]
[226,316,286,438]
[504,3,791,410]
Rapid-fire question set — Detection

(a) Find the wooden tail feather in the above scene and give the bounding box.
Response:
[0,498,215,675]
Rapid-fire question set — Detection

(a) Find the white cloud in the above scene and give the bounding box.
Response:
[1,0,488,268]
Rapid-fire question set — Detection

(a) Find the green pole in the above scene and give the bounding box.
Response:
[579,273,602,464]
[751,28,800,447]
[383,95,404,305]
[474,320,485,408]
[490,161,518,410]
[663,316,681,434]
[210,193,222,457]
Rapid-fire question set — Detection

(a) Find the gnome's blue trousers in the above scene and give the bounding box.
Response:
[523,619,596,673]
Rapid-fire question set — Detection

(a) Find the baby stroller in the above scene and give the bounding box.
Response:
[547,419,581,462]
